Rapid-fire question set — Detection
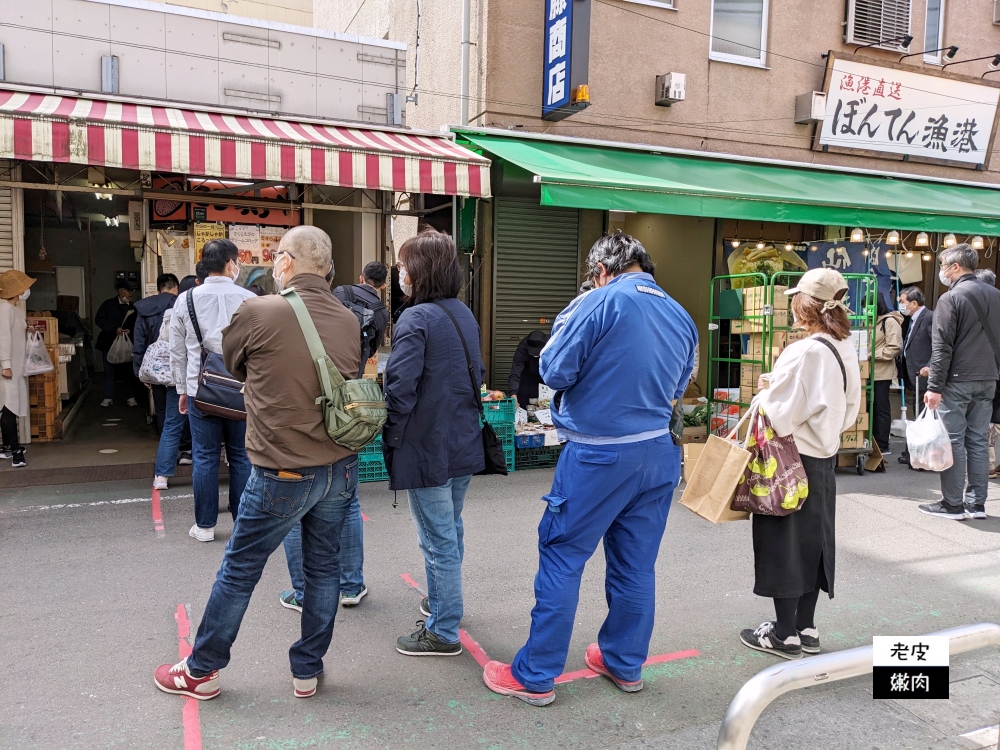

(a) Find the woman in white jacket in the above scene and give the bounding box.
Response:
[739,268,862,660]
[0,270,35,468]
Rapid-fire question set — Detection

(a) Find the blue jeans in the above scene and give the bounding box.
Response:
[187,458,358,679]
[938,380,996,508]
[154,387,186,477]
[284,485,365,598]
[187,400,251,528]
[407,475,472,645]
[512,436,680,693]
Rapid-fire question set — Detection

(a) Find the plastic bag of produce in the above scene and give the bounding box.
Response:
[906,407,953,472]
[23,331,54,376]
[107,331,133,365]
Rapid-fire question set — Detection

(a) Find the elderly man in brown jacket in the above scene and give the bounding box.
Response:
[154,226,361,702]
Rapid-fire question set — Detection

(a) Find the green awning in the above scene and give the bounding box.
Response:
[458,131,1000,234]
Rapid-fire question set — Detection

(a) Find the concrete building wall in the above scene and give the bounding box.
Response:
[164,0,313,27]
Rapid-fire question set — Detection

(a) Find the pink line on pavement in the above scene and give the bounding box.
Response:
[361,511,370,522]
[400,572,422,590]
[459,629,490,667]
[174,604,202,750]
[151,488,165,538]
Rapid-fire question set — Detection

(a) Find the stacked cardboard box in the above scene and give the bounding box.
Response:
[732,285,789,333]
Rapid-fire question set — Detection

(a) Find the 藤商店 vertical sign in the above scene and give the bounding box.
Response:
[818,56,1000,167]
[542,0,591,121]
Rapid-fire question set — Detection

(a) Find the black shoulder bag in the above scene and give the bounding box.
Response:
[434,302,509,475]
[957,288,1000,424]
[186,291,247,421]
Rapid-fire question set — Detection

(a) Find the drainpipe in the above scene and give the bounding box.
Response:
[461,0,471,126]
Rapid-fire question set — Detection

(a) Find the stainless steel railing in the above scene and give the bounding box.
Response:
[717,622,1000,750]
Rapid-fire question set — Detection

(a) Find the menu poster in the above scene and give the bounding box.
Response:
[230,224,262,265]
[194,223,226,262]
[159,231,194,280]
[258,226,287,267]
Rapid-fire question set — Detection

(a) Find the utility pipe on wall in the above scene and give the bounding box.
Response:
[460,0,471,126]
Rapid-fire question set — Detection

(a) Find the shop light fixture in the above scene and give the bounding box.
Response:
[850,227,865,243]
[905,251,914,258]
[899,45,958,63]
[854,34,913,53]
[862,248,869,257]
[922,253,933,261]
[756,240,766,250]
[885,250,893,259]
[915,232,929,246]
[730,237,741,248]
[784,242,794,251]
[886,230,900,245]
[943,53,1000,70]
[104,216,119,227]
[942,233,957,247]
[809,245,818,252]
[972,235,985,250]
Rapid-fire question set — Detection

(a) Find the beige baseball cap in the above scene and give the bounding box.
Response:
[785,268,852,312]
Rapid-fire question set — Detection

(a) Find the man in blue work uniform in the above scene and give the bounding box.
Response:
[482,233,697,706]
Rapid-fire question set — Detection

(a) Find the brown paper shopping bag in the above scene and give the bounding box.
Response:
[679,433,752,523]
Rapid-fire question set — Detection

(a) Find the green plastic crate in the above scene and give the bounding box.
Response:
[483,398,516,426]
[359,456,388,483]
[515,444,564,470]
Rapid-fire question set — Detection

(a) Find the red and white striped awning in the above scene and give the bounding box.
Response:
[0,89,491,198]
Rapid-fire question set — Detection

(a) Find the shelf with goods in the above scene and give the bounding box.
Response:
[707,272,877,472]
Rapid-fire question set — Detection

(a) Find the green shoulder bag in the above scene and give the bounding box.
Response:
[281,288,387,452]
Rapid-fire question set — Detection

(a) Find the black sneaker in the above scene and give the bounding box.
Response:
[739,621,802,660]
[11,450,26,468]
[965,504,988,520]
[419,596,431,617]
[396,621,462,657]
[917,501,968,520]
[177,451,193,466]
[797,627,820,654]
[897,454,910,465]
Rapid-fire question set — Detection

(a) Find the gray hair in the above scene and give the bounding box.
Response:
[899,286,924,306]
[939,242,978,272]
[587,232,654,277]
[975,268,996,286]
[282,225,334,276]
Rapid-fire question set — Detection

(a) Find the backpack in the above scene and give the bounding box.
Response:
[339,285,386,364]
[281,288,387,452]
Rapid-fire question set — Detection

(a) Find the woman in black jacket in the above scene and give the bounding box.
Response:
[383,229,485,658]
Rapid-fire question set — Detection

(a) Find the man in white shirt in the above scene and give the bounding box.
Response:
[170,239,255,542]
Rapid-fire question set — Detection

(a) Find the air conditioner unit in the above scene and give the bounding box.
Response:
[794,92,826,124]
[655,73,686,107]
[994,0,1000,24]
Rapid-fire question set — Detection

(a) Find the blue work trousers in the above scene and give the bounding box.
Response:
[187,457,358,679]
[512,435,680,693]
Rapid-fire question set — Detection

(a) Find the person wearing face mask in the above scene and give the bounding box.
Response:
[873,295,903,456]
[170,239,255,542]
[95,279,138,408]
[0,270,35,467]
[918,244,1000,521]
[897,287,933,468]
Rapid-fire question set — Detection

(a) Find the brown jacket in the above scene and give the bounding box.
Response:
[222,273,361,470]
[874,311,903,382]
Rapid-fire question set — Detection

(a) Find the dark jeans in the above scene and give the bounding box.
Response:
[151,384,191,450]
[186,458,358,679]
[939,380,995,509]
[1,406,21,451]
[187,400,251,528]
[873,380,891,452]
[101,350,136,401]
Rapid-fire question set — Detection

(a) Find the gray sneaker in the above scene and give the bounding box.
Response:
[396,621,462,657]
[917,501,968,520]
[419,596,431,617]
[340,586,368,607]
[965,504,988,520]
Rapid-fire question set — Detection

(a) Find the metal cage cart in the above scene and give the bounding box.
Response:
[707,271,877,475]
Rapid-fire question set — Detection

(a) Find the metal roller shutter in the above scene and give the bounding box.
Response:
[491,198,580,389]
[0,160,15,272]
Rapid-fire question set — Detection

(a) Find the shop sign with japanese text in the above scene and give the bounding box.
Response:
[542,0,590,121]
[819,58,999,167]
[873,635,949,699]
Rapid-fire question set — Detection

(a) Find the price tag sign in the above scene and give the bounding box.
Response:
[873,636,949,699]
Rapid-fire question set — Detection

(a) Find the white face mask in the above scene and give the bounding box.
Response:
[939,267,953,287]
[19,289,30,302]
[898,302,910,316]
[398,265,412,297]
[273,255,289,292]
[230,261,241,282]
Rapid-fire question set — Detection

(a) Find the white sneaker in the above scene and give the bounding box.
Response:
[189,524,215,542]
[153,476,169,490]
[0,449,12,459]
[100,399,113,407]
[127,397,138,407]
[293,677,318,698]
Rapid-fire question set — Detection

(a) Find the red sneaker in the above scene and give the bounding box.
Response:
[585,644,643,692]
[482,661,555,706]
[153,658,220,700]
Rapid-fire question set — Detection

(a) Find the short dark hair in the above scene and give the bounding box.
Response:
[587,232,654,277]
[115,279,132,292]
[201,239,239,274]
[900,286,924,307]
[876,294,889,317]
[178,275,198,294]
[157,273,179,292]
[195,262,208,283]
[398,228,462,303]
[362,261,388,287]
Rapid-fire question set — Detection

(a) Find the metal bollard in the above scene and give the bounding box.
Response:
[717,622,1000,750]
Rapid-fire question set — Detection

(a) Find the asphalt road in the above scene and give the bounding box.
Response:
[2,443,1000,750]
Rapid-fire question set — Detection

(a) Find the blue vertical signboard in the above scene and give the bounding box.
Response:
[542,0,591,121]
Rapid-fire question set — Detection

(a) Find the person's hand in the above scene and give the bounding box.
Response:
[1,368,11,379]
[924,390,942,409]
[178,394,188,415]
[757,373,771,391]
[919,367,929,377]
[117,328,126,335]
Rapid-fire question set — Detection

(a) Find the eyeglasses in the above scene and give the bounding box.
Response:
[276,251,296,261]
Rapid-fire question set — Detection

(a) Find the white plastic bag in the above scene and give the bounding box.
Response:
[23,331,54,376]
[906,408,954,472]
[107,331,133,365]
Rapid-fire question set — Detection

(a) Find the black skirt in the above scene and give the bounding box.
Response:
[752,454,837,600]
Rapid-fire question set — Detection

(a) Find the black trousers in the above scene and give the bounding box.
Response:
[1,406,21,451]
[873,380,892,452]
